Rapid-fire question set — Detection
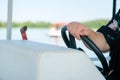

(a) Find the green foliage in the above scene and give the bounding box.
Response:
[12,21,52,28]
[0,19,109,29]
[0,22,6,28]
[0,21,51,28]
[82,19,109,29]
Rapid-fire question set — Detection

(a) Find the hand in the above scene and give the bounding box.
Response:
[66,22,94,40]
[66,22,110,52]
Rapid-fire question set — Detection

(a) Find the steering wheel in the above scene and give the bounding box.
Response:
[61,26,109,76]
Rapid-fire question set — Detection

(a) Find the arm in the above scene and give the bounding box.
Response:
[66,22,110,52]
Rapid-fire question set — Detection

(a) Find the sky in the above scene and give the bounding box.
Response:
[0,0,120,23]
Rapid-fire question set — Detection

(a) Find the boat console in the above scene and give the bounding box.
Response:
[0,40,105,80]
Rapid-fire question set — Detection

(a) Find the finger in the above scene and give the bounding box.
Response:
[75,32,81,40]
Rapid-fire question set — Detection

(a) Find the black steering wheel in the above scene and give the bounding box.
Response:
[61,26,109,76]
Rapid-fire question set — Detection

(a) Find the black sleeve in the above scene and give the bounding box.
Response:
[97,26,119,49]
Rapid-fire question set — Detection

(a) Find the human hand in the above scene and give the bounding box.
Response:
[66,22,94,40]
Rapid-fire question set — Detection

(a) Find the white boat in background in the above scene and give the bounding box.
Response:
[49,26,61,37]
[49,22,68,37]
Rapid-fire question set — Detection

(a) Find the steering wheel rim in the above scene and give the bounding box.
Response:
[61,26,109,76]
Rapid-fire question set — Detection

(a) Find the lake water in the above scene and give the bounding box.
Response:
[0,28,64,45]
[0,28,110,67]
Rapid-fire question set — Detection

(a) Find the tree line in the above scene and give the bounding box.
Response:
[0,21,51,28]
[82,19,109,29]
[0,19,109,29]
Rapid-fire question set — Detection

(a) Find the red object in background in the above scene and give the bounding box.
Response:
[52,22,68,27]
[20,26,27,40]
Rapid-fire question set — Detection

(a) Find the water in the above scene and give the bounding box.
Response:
[0,28,110,67]
[0,28,63,45]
